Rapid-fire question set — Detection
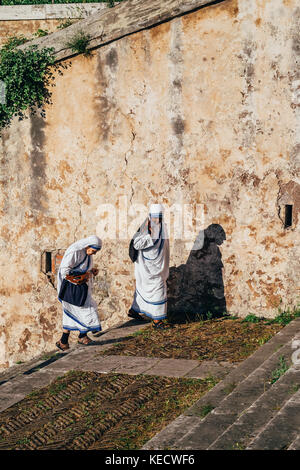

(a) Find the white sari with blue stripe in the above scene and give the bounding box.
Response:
[57,236,102,333]
[131,221,169,320]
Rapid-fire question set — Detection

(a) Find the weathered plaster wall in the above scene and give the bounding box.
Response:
[0,0,299,370]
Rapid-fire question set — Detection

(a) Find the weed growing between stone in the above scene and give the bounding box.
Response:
[269,355,289,385]
[65,30,92,57]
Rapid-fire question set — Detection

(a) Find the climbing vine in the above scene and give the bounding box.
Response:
[0,35,69,130]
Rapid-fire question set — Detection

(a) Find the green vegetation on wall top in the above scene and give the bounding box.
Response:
[0,35,70,130]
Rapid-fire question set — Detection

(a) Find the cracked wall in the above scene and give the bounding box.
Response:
[0,0,299,370]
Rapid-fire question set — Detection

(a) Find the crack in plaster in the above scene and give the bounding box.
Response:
[74,152,90,242]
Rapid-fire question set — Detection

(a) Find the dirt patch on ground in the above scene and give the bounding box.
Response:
[0,371,216,450]
[98,317,284,363]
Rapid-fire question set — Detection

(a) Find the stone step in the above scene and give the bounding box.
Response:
[246,387,300,450]
[0,353,235,413]
[288,435,300,450]
[143,319,300,450]
[208,365,300,450]
[0,320,151,413]
[0,320,148,385]
[174,340,296,449]
[185,319,300,418]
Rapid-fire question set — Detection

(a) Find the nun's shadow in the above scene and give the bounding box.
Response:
[167,224,227,323]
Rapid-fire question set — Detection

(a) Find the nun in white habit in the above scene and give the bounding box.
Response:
[129,204,170,329]
[56,235,102,350]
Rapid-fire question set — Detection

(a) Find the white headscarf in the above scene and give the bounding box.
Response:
[64,235,102,256]
[57,236,102,291]
[149,204,164,217]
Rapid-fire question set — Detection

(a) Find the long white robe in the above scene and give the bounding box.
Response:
[57,236,102,333]
[131,221,169,320]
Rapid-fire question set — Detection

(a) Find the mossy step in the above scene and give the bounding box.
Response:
[246,387,300,450]
[208,366,300,450]
[143,319,300,450]
[175,340,296,449]
[186,318,300,418]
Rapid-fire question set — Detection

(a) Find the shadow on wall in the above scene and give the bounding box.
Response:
[167,224,227,323]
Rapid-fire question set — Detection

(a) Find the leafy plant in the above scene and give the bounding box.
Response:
[33,29,49,37]
[242,314,263,323]
[289,384,300,394]
[57,18,77,30]
[270,355,289,384]
[65,30,92,57]
[106,0,123,6]
[206,311,213,320]
[198,403,215,418]
[224,382,237,395]
[266,307,300,326]
[232,442,246,450]
[0,35,69,130]
[258,334,272,345]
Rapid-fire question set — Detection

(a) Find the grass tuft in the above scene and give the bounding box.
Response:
[270,355,289,384]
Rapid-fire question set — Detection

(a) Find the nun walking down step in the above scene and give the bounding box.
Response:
[128,204,171,330]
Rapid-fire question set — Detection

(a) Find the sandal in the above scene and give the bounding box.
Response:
[56,340,70,351]
[152,320,171,330]
[77,335,94,346]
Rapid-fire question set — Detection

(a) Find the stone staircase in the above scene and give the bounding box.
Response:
[1,317,299,450]
[143,318,300,450]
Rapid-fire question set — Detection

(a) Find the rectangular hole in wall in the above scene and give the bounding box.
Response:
[284,205,293,228]
[45,251,52,273]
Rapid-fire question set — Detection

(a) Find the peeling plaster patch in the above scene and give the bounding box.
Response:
[105,47,118,72]
[0,122,27,227]
[289,7,300,174]
[95,46,118,141]
[18,327,31,354]
[73,152,91,241]
[142,31,152,66]
[237,0,258,165]
[29,112,48,212]
[290,144,300,175]
[0,128,10,218]
[167,18,186,182]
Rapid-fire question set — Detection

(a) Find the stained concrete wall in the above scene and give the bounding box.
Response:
[0,0,299,370]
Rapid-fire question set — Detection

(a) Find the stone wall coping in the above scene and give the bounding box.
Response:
[0,3,113,21]
[16,0,216,62]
